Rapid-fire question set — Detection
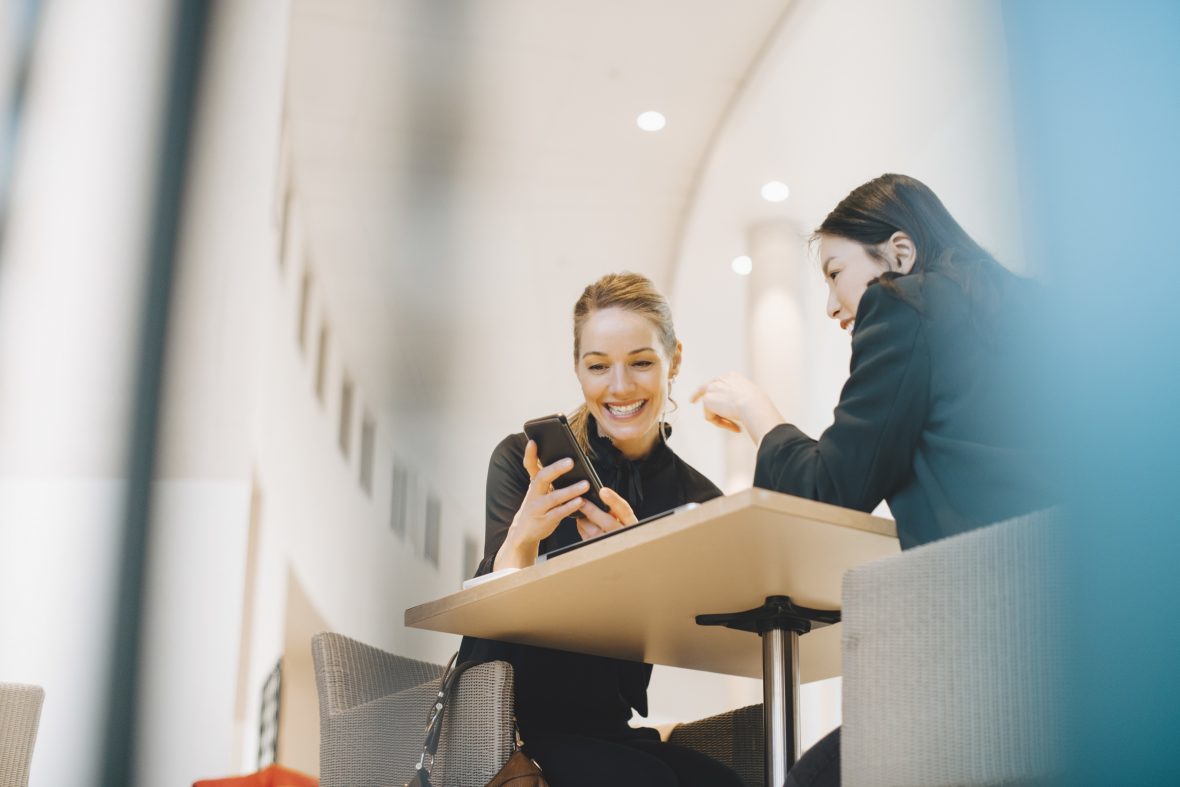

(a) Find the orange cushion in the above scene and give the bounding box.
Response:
[193,763,318,787]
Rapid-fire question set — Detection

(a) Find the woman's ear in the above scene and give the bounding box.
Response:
[889,231,917,274]
[670,341,683,381]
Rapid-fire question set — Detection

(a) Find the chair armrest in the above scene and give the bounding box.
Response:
[312,631,443,715]
[669,703,763,787]
[841,511,1065,787]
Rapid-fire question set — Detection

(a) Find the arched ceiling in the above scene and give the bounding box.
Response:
[284,0,794,428]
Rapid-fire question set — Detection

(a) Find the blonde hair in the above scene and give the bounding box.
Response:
[567,272,678,455]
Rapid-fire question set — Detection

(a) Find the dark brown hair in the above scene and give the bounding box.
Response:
[815,173,1006,312]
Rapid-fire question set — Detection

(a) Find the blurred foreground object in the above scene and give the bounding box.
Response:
[1003,2,1180,782]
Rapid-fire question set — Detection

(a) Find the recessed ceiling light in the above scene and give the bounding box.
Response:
[761,181,791,202]
[636,111,666,132]
[732,255,753,276]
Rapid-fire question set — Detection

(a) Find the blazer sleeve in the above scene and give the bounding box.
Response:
[753,284,930,512]
[474,433,530,576]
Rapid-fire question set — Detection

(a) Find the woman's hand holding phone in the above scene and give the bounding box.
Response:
[494,440,589,570]
[576,488,637,540]
[494,440,640,569]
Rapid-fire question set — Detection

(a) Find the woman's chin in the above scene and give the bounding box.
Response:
[597,416,658,451]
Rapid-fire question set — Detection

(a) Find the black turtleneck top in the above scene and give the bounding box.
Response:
[457,415,722,742]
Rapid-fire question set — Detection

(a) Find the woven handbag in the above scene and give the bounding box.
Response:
[406,656,548,787]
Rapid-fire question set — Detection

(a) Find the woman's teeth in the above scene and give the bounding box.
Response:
[606,401,645,417]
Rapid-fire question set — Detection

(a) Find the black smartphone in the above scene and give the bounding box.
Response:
[522,413,606,515]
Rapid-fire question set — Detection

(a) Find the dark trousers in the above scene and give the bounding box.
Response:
[526,733,746,787]
[784,727,841,787]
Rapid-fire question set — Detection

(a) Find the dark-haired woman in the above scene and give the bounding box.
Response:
[459,272,744,787]
[693,174,1054,786]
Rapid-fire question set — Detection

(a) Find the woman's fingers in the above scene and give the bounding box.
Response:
[599,487,638,525]
[576,519,605,541]
[522,440,542,480]
[532,456,576,489]
[509,447,592,550]
[578,486,637,533]
[693,375,748,433]
[511,487,584,546]
[539,480,589,511]
[692,378,732,415]
[546,495,585,527]
[577,499,625,533]
[704,410,743,432]
[524,442,580,490]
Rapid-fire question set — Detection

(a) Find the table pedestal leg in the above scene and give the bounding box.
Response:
[695,596,838,787]
[762,627,800,786]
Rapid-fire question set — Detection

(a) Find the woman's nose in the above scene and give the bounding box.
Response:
[608,366,633,394]
[827,289,841,319]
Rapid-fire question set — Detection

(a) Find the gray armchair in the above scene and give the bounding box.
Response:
[0,683,44,787]
[840,510,1064,786]
[669,702,764,787]
[311,632,515,787]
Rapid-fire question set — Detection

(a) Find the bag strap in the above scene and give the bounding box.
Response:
[414,653,483,775]
[414,654,528,782]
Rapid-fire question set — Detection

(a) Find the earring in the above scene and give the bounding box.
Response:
[663,375,678,429]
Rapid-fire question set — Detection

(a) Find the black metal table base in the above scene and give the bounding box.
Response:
[697,596,840,787]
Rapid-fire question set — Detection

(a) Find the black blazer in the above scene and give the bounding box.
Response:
[755,270,1053,549]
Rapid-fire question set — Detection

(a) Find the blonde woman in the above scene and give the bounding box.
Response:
[459,272,743,787]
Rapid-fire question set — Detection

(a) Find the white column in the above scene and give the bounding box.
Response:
[725,220,809,490]
[748,219,809,422]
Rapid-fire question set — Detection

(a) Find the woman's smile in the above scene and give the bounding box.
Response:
[604,399,647,419]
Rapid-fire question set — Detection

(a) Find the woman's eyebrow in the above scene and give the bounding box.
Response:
[822,255,838,276]
[581,347,656,359]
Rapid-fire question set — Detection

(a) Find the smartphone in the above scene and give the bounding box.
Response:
[522,413,606,515]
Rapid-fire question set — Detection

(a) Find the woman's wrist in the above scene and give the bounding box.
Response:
[741,392,786,447]
[493,524,539,570]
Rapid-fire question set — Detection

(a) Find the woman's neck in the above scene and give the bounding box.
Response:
[609,430,659,462]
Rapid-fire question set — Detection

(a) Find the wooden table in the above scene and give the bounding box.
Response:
[406,488,898,786]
